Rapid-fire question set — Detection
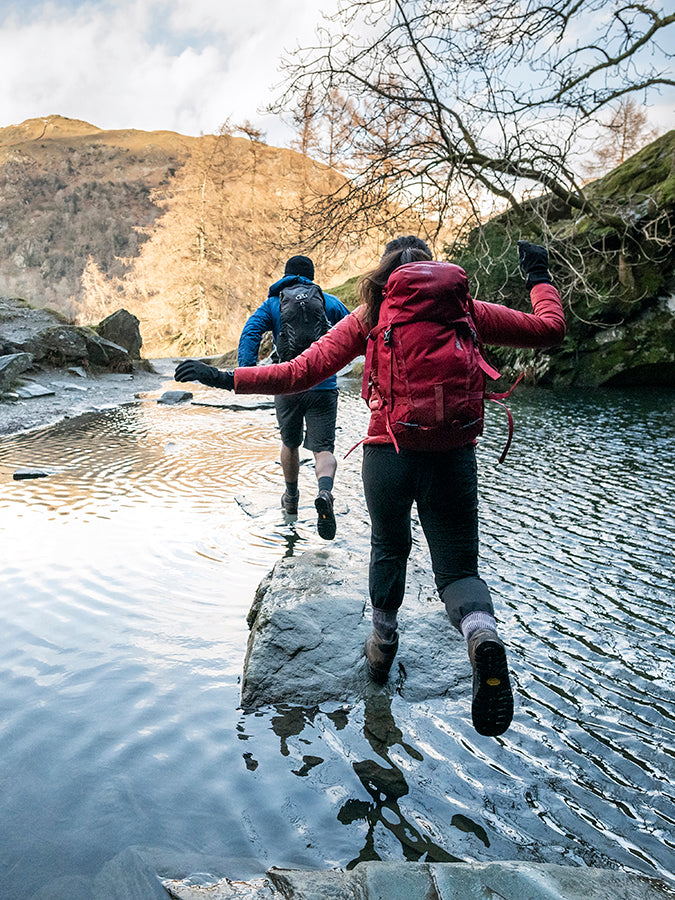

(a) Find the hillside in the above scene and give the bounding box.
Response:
[0,116,378,355]
[0,117,191,308]
[453,130,675,387]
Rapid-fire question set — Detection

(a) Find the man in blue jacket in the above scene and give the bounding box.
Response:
[238,255,350,540]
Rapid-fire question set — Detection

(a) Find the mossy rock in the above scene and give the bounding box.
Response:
[328,275,360,311]
[449,131,675,387]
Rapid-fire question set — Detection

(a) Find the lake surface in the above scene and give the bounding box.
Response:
[0,381,673,897]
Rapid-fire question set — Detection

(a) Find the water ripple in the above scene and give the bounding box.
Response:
[1,386,674,895]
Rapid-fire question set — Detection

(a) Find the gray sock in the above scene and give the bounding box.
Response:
[372,607,398,643]
[460,611,497,641]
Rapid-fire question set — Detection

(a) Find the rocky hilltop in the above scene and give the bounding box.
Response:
[0,115,377,358]
[0,116,190,309]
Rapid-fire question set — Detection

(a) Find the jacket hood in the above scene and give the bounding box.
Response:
[268,274,313,297]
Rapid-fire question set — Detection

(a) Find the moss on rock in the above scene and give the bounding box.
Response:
[451,131,675,387]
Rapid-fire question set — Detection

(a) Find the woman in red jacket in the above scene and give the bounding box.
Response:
[175,236,566,738]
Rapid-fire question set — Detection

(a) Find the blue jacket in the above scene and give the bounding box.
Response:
[237,275,350,390]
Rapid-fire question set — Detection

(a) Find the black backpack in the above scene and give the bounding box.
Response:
[276,281,330,362]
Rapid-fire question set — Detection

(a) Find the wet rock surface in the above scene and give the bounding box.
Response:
[241,547,468,708]
[39,848,675,899]
[0,362,170,436]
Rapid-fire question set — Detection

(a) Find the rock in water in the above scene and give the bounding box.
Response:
[13,467,56,480]
[241,548,468,708]
[158,390,193,404]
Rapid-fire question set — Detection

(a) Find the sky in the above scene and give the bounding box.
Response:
[0,0,672,151]
[0,0,341,147]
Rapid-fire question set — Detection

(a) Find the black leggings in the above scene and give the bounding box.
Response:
[361,443,494,631]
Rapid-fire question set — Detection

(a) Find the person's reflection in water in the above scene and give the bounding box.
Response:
[280,526,303,559]
[338,691,458,867]
[271,705,319,757]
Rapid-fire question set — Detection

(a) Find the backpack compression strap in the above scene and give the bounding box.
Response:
[485,373,524,463]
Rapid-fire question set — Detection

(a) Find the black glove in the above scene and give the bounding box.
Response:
[174,359,235,390]
[518,240,552,289]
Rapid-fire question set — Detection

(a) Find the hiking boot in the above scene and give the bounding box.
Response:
[281,490,299,517]
[365,630,399,684]
[314,489,336,540]
[467,629,514,737]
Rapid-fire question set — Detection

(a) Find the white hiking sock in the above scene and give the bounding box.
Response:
[460,611,498,641]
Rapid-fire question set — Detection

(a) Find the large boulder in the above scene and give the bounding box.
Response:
[95,309,142,359]
[23,324,89,365]
[0,298,141,372]
[241,548,468,708]
[78,327,131,368]
[0,351,32,392]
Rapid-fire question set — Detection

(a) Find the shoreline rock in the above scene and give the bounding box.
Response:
[38,848,675,899]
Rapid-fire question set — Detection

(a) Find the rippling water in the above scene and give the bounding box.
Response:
[0,383,673,897]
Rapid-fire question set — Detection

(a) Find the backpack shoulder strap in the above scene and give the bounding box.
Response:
[361,329,377,400]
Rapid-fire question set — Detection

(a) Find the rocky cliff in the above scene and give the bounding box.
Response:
[454,131,675,387]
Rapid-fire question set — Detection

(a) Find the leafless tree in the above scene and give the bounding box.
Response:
[585,97,659,175]
[272,0,674,301]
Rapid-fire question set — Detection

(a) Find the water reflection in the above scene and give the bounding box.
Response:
[0,387,674,896]
[342,691,458,866]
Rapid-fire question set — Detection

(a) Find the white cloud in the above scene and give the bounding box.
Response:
[0,0,339,145]
[1,1,671,148]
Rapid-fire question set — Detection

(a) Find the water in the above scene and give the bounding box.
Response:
[0,383,673,897]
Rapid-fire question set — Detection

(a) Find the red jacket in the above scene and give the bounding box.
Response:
[234,283,566,448]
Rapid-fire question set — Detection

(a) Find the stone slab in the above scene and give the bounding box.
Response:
[241,548,468,709]
[165,861,675,900]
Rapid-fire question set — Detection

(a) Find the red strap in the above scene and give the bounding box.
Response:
[478,356,501,381]
[486,372,524,402]
[361,335,376,400]
[384,409,400,453]
[485,372,524,463]
[435,384,443,424]
[488,399,514,464]
[343,438,365,458]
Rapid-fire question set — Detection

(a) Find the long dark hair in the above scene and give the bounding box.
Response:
[358,236,433,328]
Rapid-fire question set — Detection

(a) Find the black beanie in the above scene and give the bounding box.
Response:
[284,255,314,280]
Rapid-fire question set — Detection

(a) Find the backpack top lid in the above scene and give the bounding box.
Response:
[382,261,472,324]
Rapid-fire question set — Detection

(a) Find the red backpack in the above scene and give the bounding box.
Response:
[360,261,521,461]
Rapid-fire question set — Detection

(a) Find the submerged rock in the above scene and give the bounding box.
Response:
[163,860,675,899]
[36,847,675,899]
[267,860,675,899]
[158,390,193,404]
[13,467,56,480]
[240,548,468,708]
[191,397,275,410]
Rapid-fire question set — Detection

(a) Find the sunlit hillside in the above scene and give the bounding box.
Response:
[0,115,381,356]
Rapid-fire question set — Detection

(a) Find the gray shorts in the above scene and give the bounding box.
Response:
[274,389,338,453]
